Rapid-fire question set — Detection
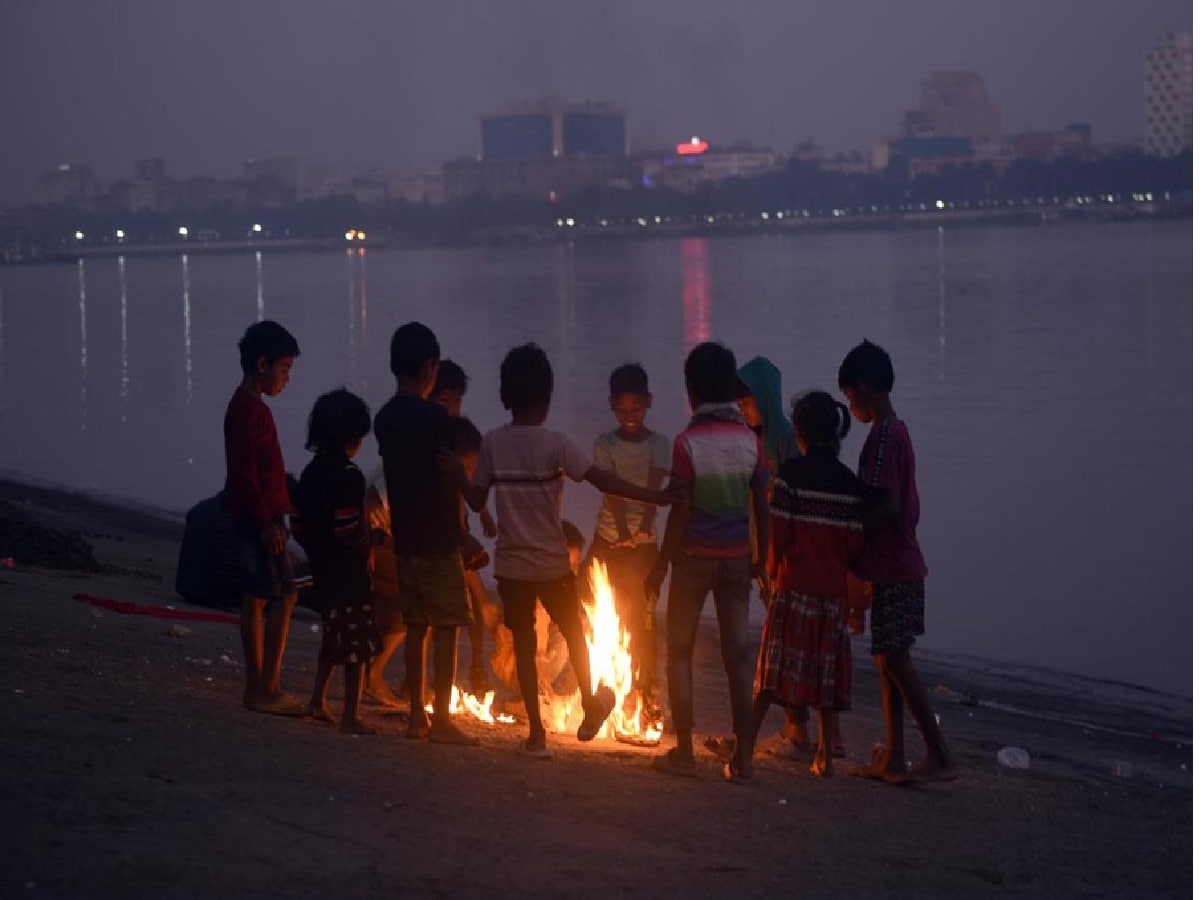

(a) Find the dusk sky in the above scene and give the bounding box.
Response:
[0,0,1190,205]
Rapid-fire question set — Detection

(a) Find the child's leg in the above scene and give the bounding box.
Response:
[541,575,595,704]
[307,659,335,723]
[428,626,478,745]
[883,649,956,777]
[498,579,546,748]
[403,624,430,737]
[239,594,267,705]
[340,663,375,734]
[465,570,490,691]
[664,555,712,762]
[811,708,834,777]
[262,590,298,697]
[712,557,754,776]
[879,655,907,772]
[364,629,405,706]
[749,692,773,754]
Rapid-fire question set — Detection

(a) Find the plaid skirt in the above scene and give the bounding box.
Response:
[754,590,852,711]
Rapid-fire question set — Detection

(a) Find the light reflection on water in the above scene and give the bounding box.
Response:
[0,222,1190,696]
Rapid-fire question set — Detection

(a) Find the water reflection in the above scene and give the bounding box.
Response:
[937,226,946,381]
[681,237,711,347]
[255,251,264,320]
[77,259,88,428]
[0,278,5,421]
[345,248,357,382]
[357,247,368,345]
[181,254,193,404]
[118,256,129,412]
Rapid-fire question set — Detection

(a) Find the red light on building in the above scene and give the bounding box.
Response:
[676,136,709,156]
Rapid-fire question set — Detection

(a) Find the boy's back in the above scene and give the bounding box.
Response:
[857,416,925,582]
[374,393,459,559]
[675,407,767,558]
[475,424,591,580]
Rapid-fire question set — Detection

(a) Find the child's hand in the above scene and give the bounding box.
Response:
[644,560,668,599]
[260,523,285,555]
[479,507,497,539]
[658,481,689,506]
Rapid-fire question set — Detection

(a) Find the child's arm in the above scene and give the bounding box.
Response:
[749,478,770,583]
[333,466,371,551]
[583,466,676,506]
[646,495,689,598]
[228,412,285,553]
[635,464,669,538]
[862,484,902,528]
[439,449,491,512]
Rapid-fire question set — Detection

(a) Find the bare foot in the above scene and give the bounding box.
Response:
[809,757,834,778]
[340,719,377,736]
[405,711,431,740]
[306,705,336,725]
[848,746,908,783]
[429,718,481,747]
[363,684,407,709]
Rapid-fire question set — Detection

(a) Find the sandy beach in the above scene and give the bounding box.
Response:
[0,478,1190,899]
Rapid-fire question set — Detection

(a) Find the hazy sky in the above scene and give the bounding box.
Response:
[0,0,1189,205]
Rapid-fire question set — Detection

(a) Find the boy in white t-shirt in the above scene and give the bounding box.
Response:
[443,344,676,758]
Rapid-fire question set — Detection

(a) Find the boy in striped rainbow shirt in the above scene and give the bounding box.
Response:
[646,342,770,782]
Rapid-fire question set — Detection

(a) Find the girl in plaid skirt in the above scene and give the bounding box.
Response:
[751,391,864,777]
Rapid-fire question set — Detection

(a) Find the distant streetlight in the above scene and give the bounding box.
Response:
[74,230,84,241]
[116,229,125,240]
[344,230,355,241]
[252,223,263,233]
[356,230,366,241]
[178,226,189,238]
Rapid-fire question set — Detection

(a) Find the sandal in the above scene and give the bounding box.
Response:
[652,747,699,778]
[577,685,616,742]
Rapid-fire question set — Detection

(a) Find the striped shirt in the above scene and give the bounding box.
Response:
[673,403,770,559]
[473,424,592,580]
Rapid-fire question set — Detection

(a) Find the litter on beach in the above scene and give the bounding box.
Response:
[997,746,1030,770]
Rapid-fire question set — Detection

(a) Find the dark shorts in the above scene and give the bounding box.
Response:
[496,574,580,635]
[235,518,295,601]
[396,552,471,628]
[869,581,925,657]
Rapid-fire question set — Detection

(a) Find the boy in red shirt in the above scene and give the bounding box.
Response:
[839,339,956,784]
[224,320,303,716]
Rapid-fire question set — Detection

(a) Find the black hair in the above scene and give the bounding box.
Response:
[609,363,649,397]
[500,344,553,413]
[734,378,754,400]
[390,322,440,380]
[305,388,371,455]
[791,391,852,456]
[561,519,585,551]
[448,415,482,456]
[684,341,738,405]
[238,320,299,375]
[837,339,894,393]
[435,359,469,397]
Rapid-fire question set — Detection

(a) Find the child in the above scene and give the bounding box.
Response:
[444,344,676,758]
[292,389,381,735]
[374,322,477,746]
[224,320,304,716]
[838,339,956,785]
[646,342,770,783]
[750,392,863,777]
[589,364,671,709]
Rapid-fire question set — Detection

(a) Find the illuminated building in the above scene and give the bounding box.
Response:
[641,138,778,192]
[919,70,1001,144]
[480,98,627,160]
[1144,32,1192,157]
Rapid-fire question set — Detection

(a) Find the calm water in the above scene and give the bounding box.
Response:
[0,222,1191,696]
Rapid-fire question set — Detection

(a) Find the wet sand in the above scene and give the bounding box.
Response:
[0,481,1190,899]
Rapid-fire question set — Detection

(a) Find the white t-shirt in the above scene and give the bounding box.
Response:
[473,424,592,580]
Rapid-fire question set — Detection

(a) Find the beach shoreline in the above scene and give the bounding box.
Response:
[0,475,1191,898]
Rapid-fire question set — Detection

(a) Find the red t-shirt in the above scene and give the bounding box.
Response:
[857,416,927,583]
[224,387,291,529]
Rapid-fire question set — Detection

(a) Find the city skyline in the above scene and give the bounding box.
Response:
[0,0,1189,205]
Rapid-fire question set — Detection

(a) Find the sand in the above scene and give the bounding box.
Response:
[0,481,1190,899]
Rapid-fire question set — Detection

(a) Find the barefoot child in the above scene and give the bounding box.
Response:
[224,320,304,716]
[588,364,670,711]
[444,344,676,758]
[838,340,956,785]
[293,389,382,734]
[750,391,863,777]
[646,342,770,783]
[374,322,478,746]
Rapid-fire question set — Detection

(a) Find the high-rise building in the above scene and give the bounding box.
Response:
[38,164,100,208]
[480,99,626,161]
[919,70,1001,144]
[1144,32,1192,157]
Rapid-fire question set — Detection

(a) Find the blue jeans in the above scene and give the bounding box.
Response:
[666,553,755,737]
